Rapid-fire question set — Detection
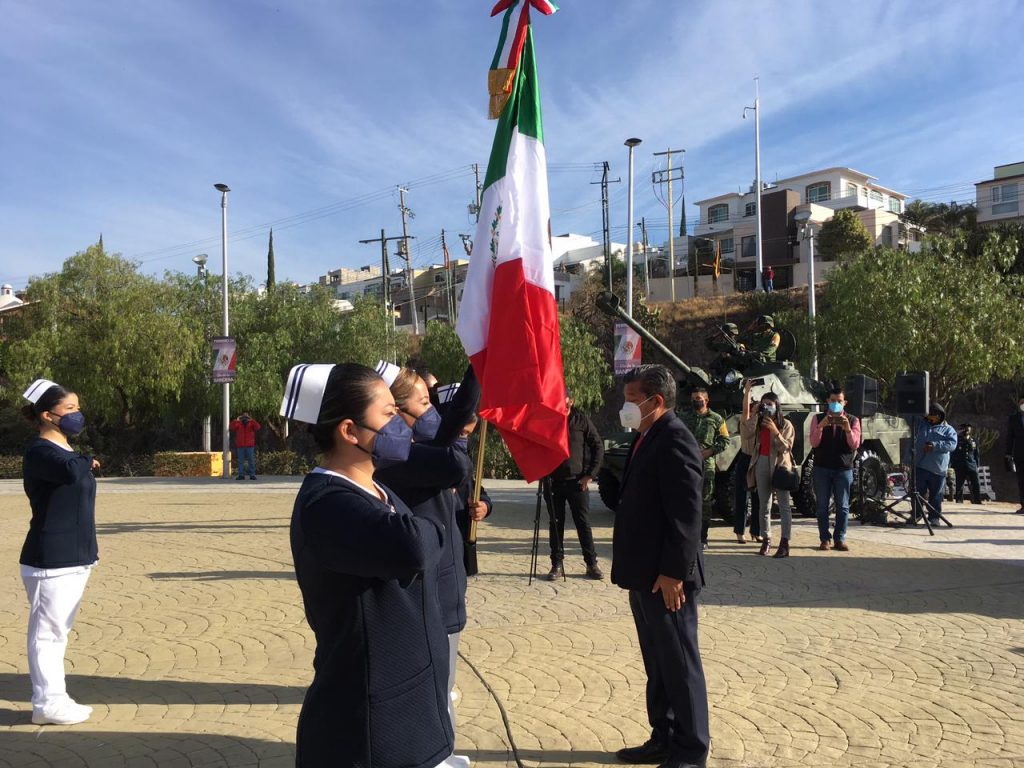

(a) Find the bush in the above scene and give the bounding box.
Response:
[469,425,522,480]
[100,454,155,477]
[152,452,222,477]
[259,450,314,476]
[0,455,22,479]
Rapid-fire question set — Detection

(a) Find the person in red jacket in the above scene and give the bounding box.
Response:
[229,412,261,480]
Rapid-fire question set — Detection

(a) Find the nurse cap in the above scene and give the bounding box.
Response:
[23,379,60,404]
[280,364,336,424]
[374,360,401,388]
[436,383,460,405]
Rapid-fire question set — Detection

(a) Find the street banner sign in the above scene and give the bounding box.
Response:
[614,322,641,375]
[212,336,237,383]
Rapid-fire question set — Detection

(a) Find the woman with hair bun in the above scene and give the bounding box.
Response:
[19,378,100,726]
[282,363,452,768]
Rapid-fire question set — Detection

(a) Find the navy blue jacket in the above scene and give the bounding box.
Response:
[376,368,481,634]
[290,473,452,768]
[611,412,706,592]
[21,438,98,569]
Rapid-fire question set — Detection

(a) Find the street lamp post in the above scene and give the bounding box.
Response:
[796,213,819,381]
[214,183,231,478]
[192,254,211,452]
[624,138,642,316]
[743,77,763,291]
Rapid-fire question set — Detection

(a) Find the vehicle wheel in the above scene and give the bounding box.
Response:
[713,467,736,523]
[597,467,620,512]
[854,451,887,500]
[793,455,817,518]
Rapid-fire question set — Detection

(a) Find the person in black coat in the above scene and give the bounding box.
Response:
[951,423,981,505]
[544,394,605,580]
[449,410,492,575]
[1006,396,1024,514]
[19,379,100,727]
[374,363,481,768]
[283,363,453,768]
[611,365,709,768]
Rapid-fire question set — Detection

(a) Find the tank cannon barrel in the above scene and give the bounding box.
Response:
[595,291,695,378]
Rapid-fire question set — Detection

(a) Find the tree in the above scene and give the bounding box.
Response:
[816,209,873,261]
[901,199,978,235]
[266,228,276,290]
[419,320,469,384]
[816,247,1024,408]
[559,314,612,411]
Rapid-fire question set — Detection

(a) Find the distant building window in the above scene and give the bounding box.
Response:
[708,204,729,224]
[744,202,756,217]
[888,197,902,214]
[870,190,883,203]
[720,237,735,254]
[881,227,893,247]
[741,236,756,259]
[806,182,831,203]
[992,183,1019,214]
[845,183,858,198]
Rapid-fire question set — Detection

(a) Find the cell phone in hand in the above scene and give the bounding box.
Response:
[748,377,766,386]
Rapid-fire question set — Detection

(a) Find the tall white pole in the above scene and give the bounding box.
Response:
[754,77,764,291]
[625,138,641,317]
[807,226,818,380]
[216,184,231,479]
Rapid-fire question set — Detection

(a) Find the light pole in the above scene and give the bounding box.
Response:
[192,254,211,452]
[214,183,231,478]
[743,77,763,291]
[624,137,642,316]
[796,214,819,380]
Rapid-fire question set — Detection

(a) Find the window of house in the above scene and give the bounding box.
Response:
[993,183,1020,215]
[845,182,858,198]
[881,227,893,247]
[708,203,729,224]
[888,197,902,214]
[720,237,735,254]
[806,181,831,203]
[741,236,756,259]
[744,202,756,217]
[869,190,883,203]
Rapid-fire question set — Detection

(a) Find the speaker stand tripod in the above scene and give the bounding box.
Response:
[529,478,563,584]
[873,416,953,536]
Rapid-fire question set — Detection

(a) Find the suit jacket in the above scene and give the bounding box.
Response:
[611,412,706,592]
[1007,411,1024,458]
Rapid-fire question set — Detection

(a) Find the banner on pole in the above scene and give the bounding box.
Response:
[211,336,237,383]
[614,322,641,375]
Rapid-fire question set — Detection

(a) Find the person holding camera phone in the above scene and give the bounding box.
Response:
[809,386,862,551]
[740,381,796,558]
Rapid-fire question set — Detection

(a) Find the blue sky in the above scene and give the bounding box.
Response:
[2,0,1023,288]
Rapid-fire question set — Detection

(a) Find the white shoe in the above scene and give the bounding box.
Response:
[443,756,471,768]
[32,700,92,725]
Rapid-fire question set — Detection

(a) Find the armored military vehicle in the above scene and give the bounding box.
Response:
[594,290,908,520]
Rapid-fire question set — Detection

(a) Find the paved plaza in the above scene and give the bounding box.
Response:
[2,477,1024,767]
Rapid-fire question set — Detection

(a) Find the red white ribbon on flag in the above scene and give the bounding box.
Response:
[491,0,558,73]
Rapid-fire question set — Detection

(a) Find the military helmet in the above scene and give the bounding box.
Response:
[721,322,739,335]
[757,314,775,328]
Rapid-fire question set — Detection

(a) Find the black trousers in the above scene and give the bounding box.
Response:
[548,477,598,566]
[952,465,981,504]
[1016,454,1024,506]
[629,587,710,764]
[732,452,760,537]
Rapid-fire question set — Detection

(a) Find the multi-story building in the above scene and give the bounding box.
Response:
[692,167,912,291]
[318,264,380,288]
[975,162,1024,227]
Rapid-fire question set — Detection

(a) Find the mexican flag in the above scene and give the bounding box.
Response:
[456,0,568,483]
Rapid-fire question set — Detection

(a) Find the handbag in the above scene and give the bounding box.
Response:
[772,465,800,492]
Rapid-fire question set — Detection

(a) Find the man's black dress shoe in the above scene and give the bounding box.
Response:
[656,760,706,768]
[616,740,669,764]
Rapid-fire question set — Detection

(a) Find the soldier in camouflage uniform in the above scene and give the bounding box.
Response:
[740,314,781,363]
[681,387,731,550]
[707,322,753,376]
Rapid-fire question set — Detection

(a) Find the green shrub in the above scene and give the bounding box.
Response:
[0,455,22,480]
[153,452,221,477]
[259,450,314,476]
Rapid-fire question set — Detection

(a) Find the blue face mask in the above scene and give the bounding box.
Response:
[358,415,413,469]
[411,406,441,443]
[52,411,86,437]
[454,437,470,454]
[828,401,843,414]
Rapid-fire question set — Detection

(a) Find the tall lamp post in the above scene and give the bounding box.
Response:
[624,137,642,316]
[214,183,231,478]
[192,254,211,452]
[743,77,763,291]
[795,212,819,380]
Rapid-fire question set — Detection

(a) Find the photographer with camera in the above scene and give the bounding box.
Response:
[809,386,861,551]
[740,380,796,557]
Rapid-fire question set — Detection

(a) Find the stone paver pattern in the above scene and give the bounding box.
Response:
[1,477,1023,767]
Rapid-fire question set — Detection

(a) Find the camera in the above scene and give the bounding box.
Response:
[748,377,766,386]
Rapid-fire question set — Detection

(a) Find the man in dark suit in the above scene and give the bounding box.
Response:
[1007,396,1024,514]
[611,365,709,768]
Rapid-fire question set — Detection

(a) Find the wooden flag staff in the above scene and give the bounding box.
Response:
[466,420,488,576]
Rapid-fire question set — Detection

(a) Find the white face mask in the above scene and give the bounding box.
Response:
[620,395,656,430]
[1019,403,1024,413]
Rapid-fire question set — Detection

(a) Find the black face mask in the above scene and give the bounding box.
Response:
[692,400,707,410]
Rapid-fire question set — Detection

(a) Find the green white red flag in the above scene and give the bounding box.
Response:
[455,0,568,482]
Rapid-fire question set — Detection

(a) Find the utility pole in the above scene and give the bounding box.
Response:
[637,217,650,297]
[653,148,685,301]
[744,77,764,291]
[470,163,483,222]
[397,186,419,334]
[590,161,620,292]
[441,228,455,322]
[359,229,404,358]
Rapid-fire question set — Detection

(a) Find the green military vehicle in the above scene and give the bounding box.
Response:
[594,291,909,520]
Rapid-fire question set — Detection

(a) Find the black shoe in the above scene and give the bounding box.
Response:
[546,565,563,581]
[235,476,244,481]
[616,740,669,764]
[1016,507,1024,515]
[250,476,257,480]
[585,564,603,580]
[656,760,706,768]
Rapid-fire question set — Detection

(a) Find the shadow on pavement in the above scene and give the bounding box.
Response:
[148,570,294,581]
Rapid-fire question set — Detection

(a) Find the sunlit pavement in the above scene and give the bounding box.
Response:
[1,478,1022,767]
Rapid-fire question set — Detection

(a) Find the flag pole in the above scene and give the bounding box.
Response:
[465,420,488,577]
